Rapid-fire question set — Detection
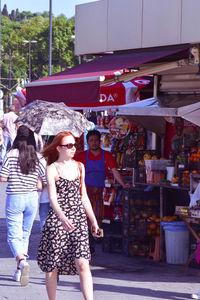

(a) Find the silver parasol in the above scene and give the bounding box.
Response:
[15,100,91,137]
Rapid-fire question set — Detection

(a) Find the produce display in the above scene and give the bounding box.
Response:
[123,188,160,257]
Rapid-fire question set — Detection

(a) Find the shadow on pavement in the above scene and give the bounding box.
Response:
[1,215,200,291]
[36,276,192,300]
[0,218,41,259]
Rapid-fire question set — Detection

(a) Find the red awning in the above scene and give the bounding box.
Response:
[70,77,151,109]
[26,46,189,105]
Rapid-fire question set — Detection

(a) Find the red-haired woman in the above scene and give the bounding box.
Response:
[37,131,99,300]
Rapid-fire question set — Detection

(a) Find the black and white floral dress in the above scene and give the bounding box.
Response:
[37,175,90,275]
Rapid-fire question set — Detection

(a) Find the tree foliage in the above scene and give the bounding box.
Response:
[1,8,77,95]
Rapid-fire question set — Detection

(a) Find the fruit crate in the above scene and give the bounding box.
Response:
[124,149,159,169]
[122,187,160,256]
[135,219,147,236]
[124,236,151,257]
[101,218,122,235]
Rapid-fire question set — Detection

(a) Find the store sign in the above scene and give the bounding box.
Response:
[109,116,130,139]
[99,93,116,103]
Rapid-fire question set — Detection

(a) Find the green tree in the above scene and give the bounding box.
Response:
[52,15,77,71]
[2,4,8,17]
[15,9,20,21]
[10,10,16,21]
[1,10,77,84]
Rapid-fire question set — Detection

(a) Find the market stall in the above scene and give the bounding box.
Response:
[84,96,200,264]
[23,44,199,263]
[115,97,200,261]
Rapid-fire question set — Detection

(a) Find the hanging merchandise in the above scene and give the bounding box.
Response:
[109,116,130,139]
[113,188,123,221]
[103,187,116,204]
[174,117,184,136]
[104,114,112,129]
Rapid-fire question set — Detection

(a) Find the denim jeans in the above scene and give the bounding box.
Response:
[39,202,51,231]
[1,135,14,162]
[6,191,38,258]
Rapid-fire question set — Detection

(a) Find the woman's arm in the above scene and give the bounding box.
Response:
[79,163,99,236]
[37,177,43,191]
[46,164,74,232]
[0,176,8,182]
[37,134,43,152]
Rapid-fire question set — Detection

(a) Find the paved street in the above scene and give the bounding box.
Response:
[0,181,200,300]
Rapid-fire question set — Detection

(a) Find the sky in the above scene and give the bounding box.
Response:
[1,0,98,18]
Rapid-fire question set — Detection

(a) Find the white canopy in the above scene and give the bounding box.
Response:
[116,97,200,136]
[116,98,177,136]
[178,102,200,127]
[116,98,178,117]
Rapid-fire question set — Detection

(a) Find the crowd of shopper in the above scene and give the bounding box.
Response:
[0,107,107,300]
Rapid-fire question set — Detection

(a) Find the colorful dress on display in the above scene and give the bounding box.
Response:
[37,175,90,275]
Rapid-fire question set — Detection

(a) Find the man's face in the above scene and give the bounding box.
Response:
[87,135,100,151]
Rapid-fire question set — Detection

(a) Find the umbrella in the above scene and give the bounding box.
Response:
[15,100,91,137]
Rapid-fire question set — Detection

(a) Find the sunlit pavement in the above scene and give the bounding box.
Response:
[0,181,200,300]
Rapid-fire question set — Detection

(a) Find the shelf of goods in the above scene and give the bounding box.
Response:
[98,126,147,169]
[122,187,160,257]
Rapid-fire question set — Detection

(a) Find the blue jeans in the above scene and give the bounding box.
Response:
[6,192,38,258]
[1,135,14,162]
[39,203,51,231]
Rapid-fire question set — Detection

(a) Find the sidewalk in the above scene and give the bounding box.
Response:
[0,216,200,300]
[0,178,200,300]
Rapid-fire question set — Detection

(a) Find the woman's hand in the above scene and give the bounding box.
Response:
[123,183,132,189]
[91,221,100,238]
[61,217,75,232]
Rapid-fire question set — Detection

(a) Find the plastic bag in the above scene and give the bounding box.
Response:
[189,182,200,207]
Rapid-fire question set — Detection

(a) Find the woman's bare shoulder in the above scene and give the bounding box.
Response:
[46,163,59,182]
[47,163,57,174]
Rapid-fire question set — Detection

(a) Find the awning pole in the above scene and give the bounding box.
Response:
[49,0,52,76]
[153,75,158,98]
[151,75,158,150]
[153,75,165,156]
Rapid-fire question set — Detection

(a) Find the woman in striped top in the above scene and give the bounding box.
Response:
[0,125,46,286]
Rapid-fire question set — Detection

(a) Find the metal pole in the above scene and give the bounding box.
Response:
[8,49,12,106]
[0,1,3,114]
[8,49,12,90]
[23,40,37,82]
[49,0,52,75]
[29,42,31,82]
[151,75,158,150]
[0,0,2,85]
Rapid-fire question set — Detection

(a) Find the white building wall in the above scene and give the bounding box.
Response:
[75,0,200,56]
[75,0,108,55]
[181,0,200,43]
[107,0,143,51]
[142,0,182,48]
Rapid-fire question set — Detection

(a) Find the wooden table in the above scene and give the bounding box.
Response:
[180,215,200,271]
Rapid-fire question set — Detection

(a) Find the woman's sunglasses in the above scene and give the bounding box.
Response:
[60,143,77,149]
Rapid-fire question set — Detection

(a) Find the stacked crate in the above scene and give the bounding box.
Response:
[102,218,123,253]
[122,187,160,257]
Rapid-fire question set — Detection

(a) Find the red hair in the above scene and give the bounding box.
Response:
[42,132,74,165]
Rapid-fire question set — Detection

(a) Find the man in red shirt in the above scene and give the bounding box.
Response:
[74,130,129,227]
